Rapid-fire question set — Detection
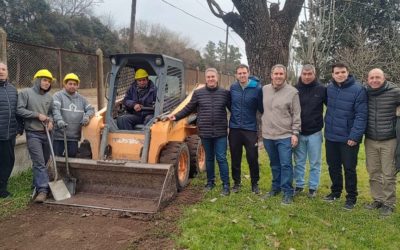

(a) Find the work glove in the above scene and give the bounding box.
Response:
[57,120,68,129]
[80,116,90,126]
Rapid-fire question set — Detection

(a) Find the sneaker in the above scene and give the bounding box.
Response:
[0,190,12,198]
[294,187,304,196]
[308,189,317,198]
[379,205,394,216]
[34,192,47,203]
[232,183,241,193]
[221,185,230,196]
[323,193,340,202]
[262,190,281,199]
[281,195,293,205]
[364,201,383,210]
[343,200,356,210]
[251,184,260,194]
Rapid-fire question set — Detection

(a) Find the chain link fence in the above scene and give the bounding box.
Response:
[6,40,99,90]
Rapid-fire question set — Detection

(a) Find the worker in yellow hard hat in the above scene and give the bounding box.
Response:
[117,68,157,130]
[52,73,94,157]
[16,69,55,203]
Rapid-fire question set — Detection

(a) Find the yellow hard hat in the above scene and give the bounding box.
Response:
[33,69,54,80]
[135,69,149,80]
[63,73,80,84]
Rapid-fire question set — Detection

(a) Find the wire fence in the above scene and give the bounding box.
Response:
[6,40,99,90]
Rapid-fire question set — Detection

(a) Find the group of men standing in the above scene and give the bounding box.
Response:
[171,62,400,216]
[0,62,94,203]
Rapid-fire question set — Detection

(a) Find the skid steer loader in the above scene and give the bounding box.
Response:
[46,54,206,213]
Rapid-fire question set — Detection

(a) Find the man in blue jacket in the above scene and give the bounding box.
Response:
[229,64,263,194]
[324,62,367,210]
[0,62,19,198]
[117,69,156,130]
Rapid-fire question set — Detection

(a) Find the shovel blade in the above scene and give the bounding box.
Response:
[64,177,77,195]
[49,180,71,201]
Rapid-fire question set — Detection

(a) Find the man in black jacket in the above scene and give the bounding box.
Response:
[365,68,400,216]
[0,62,19,198]
[168,68,231,196]
[294,64,326,198]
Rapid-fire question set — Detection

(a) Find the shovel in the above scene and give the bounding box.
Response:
[44,122,71,201]
[63,128,77,195]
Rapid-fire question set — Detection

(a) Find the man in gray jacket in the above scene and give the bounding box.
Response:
[365,68,400,216]
[17,69,54,203]
[52,73,94,157]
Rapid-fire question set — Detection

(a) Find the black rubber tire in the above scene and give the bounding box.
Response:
[159,142,190,191]
[185,135,206,178]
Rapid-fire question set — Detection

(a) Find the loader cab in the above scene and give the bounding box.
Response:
[106,54,185,132]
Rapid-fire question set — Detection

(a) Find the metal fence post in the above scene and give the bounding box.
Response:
[57,48,62,88]
[0,28,7,63]
[96,48,105,110]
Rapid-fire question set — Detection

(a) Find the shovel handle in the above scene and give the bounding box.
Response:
[43,122,58,181]
[63,128,71,177]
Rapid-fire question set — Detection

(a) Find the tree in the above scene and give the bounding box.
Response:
[207,0,305,83]
[46,0,103,17]
[203,41,217,68]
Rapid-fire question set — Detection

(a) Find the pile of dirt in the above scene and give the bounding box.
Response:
[0,186,204,250]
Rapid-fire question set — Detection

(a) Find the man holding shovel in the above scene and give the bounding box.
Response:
[17,69,54,203]
[52,73,94,157]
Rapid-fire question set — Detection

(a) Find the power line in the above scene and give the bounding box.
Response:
[160,0,225,31]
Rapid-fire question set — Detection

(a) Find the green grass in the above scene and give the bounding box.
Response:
[177,144,400,249]
[0,170,32,219]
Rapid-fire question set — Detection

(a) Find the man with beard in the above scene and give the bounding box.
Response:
[17,69,54,203]
[117,69,157,130]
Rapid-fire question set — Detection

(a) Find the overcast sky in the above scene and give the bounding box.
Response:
[94,0,248,62]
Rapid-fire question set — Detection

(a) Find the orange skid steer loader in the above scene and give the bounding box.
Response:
[46,54,205,213]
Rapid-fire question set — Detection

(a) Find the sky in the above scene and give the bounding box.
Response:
[94,0,248,62]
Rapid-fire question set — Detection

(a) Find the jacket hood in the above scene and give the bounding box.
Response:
[331,74,356,88]
[32,79,51,94]
[367,81,396,96]
[235,76,260,88]
[297,78,318,88]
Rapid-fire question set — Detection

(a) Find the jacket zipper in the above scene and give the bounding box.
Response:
[5,85,11,140]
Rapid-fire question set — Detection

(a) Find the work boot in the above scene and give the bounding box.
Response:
[379,205,394,216]
[34,192,47,203]
[262,190,281,200]
[251,184,260,194]
[294,187,304,196]
[232,183,241,193]
[364,201,383,210]
[221,184,230,196]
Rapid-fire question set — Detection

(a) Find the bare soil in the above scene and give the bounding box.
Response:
[0,186,203,250]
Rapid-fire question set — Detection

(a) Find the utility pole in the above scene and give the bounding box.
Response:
[128,0,137,53]
[224,25,229,74]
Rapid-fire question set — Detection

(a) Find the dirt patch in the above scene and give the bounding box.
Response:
[0,186,203,250]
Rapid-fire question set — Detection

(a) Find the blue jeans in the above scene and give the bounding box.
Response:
[263,137,294,196]
[53,140,79,157]
[294,131,322,190]
[201,136,230,186]
[26,131,50,193]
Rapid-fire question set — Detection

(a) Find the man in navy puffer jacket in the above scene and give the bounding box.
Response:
[324,62,367,210]
[0,62,20,198]
[229,64,263,194]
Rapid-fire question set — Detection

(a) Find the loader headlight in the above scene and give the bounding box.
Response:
[111,57,116,65]
[155,57,163,66]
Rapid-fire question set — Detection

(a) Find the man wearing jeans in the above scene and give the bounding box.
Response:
[294,64,326,198]
[262,64,301,205]
[229,64,263,194]
[364,68,400,216]
[17,69,54,203]
[168,68,231,196]
[324,62,367,210]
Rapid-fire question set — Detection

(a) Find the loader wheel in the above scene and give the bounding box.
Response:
[159,142,190,191]
[185,135,206,177]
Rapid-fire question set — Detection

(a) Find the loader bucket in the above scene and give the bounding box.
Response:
[45,157,177,214]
